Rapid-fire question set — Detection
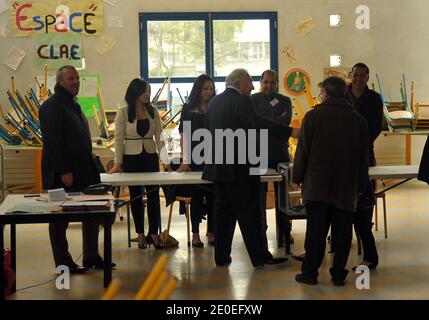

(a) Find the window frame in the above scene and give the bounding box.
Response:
[139,12,278,83]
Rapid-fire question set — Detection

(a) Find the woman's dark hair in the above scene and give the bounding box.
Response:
[186,74,215,110]
[125,78,154,123]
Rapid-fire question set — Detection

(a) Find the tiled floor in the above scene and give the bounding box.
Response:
[4,180,429,300]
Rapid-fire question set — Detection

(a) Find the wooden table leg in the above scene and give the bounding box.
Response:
[34,149,42,194]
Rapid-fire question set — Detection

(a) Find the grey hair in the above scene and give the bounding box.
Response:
[225,68,250,87]
[56,65,77,82]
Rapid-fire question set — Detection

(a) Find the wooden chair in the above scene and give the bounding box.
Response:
[374,192,388,238]
[165,196,191,246]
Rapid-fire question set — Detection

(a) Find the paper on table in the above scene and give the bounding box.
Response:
[108,16,123,28]
[94,34,117,55]
[6,203,62,214]
[3,46,26,71]
[68,193,115,202]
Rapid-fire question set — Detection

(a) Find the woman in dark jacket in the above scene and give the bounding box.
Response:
[177,74,215,247]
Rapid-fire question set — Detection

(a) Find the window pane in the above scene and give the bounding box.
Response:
[213,19,271,77]
[147,21,206,78]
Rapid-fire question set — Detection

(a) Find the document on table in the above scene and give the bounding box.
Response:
[6,203,62,214]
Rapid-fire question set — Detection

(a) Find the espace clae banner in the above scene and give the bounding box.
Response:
[10,0,103,37]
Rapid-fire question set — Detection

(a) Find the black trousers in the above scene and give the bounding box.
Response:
[123,149,160,235]
[302,202,353,281]
[354,206,378,265]
[190,185,214,234]
[49,220,100,266]
[213,181,265,267]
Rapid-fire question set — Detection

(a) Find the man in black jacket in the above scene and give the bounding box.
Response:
[39,65,113,273]
[202,68,299,268]
[293,77,369,286]
[346,63,383,270]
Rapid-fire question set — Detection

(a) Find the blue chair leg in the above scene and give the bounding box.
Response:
[127,204,131,248]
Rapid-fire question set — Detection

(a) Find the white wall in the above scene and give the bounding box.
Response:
[1,0,429,162]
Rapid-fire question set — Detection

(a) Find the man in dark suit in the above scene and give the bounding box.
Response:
[202,68,299,268]
[39,65,114,273]
[293,77,369,286]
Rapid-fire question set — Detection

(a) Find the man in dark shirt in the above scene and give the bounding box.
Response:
[345,63,383,270]
[250,69,292,257]
[39,65,114,273]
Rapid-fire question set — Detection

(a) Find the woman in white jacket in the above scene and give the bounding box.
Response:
[109,78,170,249]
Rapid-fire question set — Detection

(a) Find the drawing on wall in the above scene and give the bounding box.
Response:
[94,34,117,55]
[283,68,311,96]
[280,44,299,66]
[3,46,26,70]
[323,67,352,84]
[294,16,315,36]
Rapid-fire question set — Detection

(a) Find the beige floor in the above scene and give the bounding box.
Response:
[4,180,429,300]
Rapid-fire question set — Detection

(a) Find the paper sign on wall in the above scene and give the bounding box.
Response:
[103,0,118,7]
[35,34,83,69]
[78,75,101,117]
[0,0,8,15]
[9,0,104,37]
[94,34,116,55]
[108,16,123,28]
[3,46,26,70]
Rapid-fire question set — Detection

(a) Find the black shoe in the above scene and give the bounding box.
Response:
[191,241,204,248]
[332,279,346,286]
[265,257,288,265]
[292,254,305,262]
[295,273,318,285]
[216,257,232,267]
[66,262,89,274]
[146,234,165,250]
[83,259,117,269]
[352,263,377,272]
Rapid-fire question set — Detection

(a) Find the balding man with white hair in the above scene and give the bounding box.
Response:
[202,68,299,268]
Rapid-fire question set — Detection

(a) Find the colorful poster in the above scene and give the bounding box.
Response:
[283,68,310,96]
[9,0,103,37]
[35,34,83,69]
[78,75,101,117]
